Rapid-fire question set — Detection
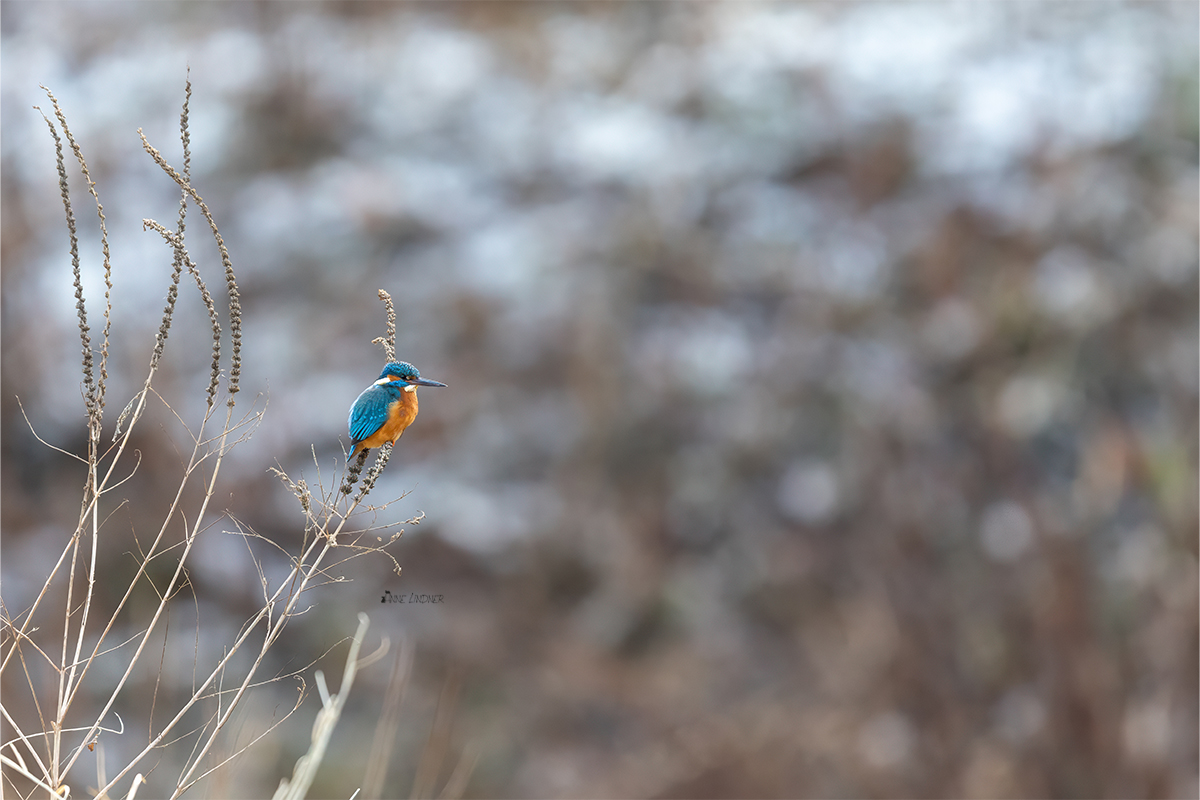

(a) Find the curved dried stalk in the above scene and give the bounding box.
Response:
[270,614,373,800]
[372,289,397,362]
[42,86,114,427]
[138,129,242,407]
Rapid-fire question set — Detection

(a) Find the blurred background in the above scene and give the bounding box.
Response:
[2,1,1197,797]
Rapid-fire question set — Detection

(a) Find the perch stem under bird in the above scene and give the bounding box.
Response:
[348,361,446,462]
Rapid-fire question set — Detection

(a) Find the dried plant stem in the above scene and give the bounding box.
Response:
[356,444,393,504]
[59,404,235,782]
[149,76,191,375]
[42,86,113,427]
[142,220,222,406]
[33,105,94,427]
[104,480,380,798]
[372,289,397,362]
[32,93,109,792]
[342,449,370,495]
[139,129,242,405]
[271,614,372,800]
[3,83,248,797]
[88,397,396,795]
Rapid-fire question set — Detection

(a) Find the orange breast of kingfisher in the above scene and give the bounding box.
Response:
[359,390,419,451]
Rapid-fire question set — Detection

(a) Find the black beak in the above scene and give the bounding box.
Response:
[409,377,447,388]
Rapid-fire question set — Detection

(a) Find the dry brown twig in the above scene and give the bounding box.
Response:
[372,288,398,362]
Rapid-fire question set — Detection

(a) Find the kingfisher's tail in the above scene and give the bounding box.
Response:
[347,443,361,462]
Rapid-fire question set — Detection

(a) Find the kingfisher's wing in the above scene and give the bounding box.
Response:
[348,385,392,445]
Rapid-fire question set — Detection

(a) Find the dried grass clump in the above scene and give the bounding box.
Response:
[1,81,435,800]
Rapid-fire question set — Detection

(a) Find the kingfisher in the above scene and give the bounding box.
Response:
[347,361,446,462]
